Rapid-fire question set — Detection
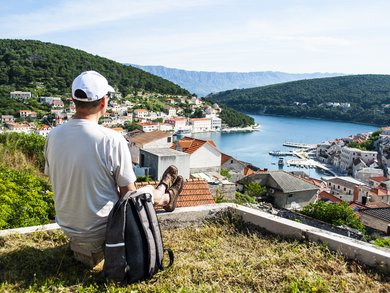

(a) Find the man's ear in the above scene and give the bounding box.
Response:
[99,97,106,109]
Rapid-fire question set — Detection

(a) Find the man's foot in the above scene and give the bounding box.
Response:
[157,165,178,191]
[164,175,184,212]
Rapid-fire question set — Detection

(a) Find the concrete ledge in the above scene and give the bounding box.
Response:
[1,203,389,272]
[0,223,60,237]
[233,205,390,272]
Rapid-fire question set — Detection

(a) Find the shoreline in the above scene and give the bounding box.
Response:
[243,112,382,128]
[222,123,260,133]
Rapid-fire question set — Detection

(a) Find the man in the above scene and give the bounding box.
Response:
[45,70,183,267]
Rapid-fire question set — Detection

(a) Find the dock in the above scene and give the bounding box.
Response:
[269,151,294,156]
[286,158,336,175]
[283,142,317,149]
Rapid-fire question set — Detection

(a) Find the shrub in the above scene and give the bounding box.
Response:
[0,164,54,229]
[234,191,256,204]
[244,182,266,197]
[300,201,366,233]
[220,168,232,180]
[373,237,390,248]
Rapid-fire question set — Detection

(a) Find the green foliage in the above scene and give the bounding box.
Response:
[218,106,255,127]
[209,75,390,125]
[0,132,46,172]
[244,182,267,197]
[347,129,383,151]
[372,237,390,248]
[0,164,54,229]
[234,191,257,204]
[300,201,366,233]
[136,175,153,182]
[220,168,232,180]
[0,39,189,104]
[123,121,142,132]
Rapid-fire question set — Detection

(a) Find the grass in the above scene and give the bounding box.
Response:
[0,213,389,292]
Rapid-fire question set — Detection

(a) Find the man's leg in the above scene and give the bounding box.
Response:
[70,238,105,268]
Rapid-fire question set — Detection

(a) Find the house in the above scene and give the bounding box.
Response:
[10,91,31,99]
[138,122,160,132]
[139,148,190,180]
[19,110,37,119]
[221,153,260,182]
[165,107,177,117]
[360,208,390,234]
[128,130,173,164]
[318,191,343,203]
[189,118,211,133]
[133,109,149,121]
[165,117,189,132]
[369,187,390,204]
[340,147,377,173]
[1,115,15,123]
[210,116,222,131]
[237,171,319,209]
[4,122,31,133]
[323,176,368,202]
[135,178,215,210]
[369,176,389,188]
[34,125,52,137]
[354,167,384,184]
[173,137,221,174]
[51,98,64,108]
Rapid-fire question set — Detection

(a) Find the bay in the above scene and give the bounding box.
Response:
[191,114,378,178]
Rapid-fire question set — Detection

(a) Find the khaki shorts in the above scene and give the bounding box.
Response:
[70,238,105,268]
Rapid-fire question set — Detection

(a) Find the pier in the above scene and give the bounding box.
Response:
[269,150,294,156]
[286,158,336,175]
[283,142,317,149]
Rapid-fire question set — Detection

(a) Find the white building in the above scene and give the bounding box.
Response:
[10,91,31,100]
[190,118,211,133]
[165,117,188,131]
[340,147,377,172]
[210,116,222,131]
[34,125,52,137]
[128,130,173,164]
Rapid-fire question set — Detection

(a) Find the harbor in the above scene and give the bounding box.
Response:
[270,142,336,176]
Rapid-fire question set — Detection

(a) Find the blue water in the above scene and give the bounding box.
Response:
[192,114,378,178]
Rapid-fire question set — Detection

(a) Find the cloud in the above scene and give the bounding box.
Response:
[0,0,219,37]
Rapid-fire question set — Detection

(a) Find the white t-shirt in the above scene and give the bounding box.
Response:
[44,119,136,241]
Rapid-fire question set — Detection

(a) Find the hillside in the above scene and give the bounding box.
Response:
[132,64,342,97]
[208,75,390,126]
[0,39,189,97]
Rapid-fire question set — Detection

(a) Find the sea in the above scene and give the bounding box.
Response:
[191,114,378,179]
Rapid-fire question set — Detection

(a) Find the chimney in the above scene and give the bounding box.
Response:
[353,186,360,203]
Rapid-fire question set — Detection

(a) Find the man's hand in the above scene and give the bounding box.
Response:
[119,183,136,198]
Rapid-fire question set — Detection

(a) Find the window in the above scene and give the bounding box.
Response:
[231,159,233,163]
[167,137,172,143]
[338,185,340,189]
[288,194,293,198]
[344,187,346,191]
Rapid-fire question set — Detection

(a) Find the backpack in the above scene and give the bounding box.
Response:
[103,190,174,284]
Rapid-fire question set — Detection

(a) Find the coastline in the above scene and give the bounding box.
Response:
[222,123,260,133]
[243,112,383,128]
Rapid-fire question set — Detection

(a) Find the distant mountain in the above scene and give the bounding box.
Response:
[131,64,343,97]
[0,39,189,97]
[207,74,390,126]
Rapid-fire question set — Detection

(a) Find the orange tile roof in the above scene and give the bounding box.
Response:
[369,187,389,196]
[174,136,217,155]
[221,153,232,165]
[370,176,388,183]
[318,191,342,203]
[135,179,215,209]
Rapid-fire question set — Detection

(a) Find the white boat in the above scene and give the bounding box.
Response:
[278,157,284,166]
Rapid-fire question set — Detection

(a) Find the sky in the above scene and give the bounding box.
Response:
[1,0,390,74]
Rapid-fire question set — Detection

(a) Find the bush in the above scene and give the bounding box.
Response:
[0,164,54,229]
[300,201,366,233]
[234,192,257,204]
[244,182,266,197]
[373,237,390,248]
[220,168,232,180]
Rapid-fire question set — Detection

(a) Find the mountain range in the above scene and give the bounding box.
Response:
[131,64,343,97]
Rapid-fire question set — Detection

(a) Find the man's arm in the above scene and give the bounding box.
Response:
[119,183,136,198]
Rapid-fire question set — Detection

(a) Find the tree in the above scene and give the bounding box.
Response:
[300,201,365,233]
[244,182,267,197]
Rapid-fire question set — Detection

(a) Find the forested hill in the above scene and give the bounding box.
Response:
[0,39,189,97]
[132,64,342,97]
[208,75,390,126]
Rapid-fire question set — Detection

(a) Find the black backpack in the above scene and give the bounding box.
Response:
[103,190,174,284]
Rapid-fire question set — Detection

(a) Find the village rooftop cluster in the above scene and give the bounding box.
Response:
[2,90,390,237]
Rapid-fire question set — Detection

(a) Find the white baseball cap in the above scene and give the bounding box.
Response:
[72,70,115,102]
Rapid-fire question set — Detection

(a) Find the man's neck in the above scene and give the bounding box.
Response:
[73,112,100,122]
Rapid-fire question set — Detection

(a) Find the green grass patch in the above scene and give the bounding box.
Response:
[0,215,389,292]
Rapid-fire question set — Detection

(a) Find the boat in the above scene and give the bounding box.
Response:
[278,157,284,166]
